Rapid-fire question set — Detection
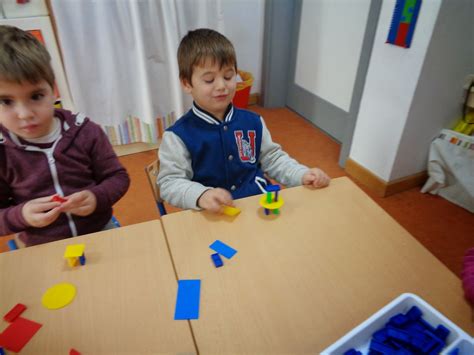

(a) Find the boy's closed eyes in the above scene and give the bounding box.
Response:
[201,69,235,84]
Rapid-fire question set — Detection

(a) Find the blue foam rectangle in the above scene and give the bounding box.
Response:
[209,240,237,259]
[174,280,201,320]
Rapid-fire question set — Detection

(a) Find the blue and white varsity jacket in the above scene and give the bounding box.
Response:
[157,103,308,209]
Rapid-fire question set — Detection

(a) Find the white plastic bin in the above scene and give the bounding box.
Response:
[321,293,474,355]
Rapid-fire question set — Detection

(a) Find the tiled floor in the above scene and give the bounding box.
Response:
[2,106,473,277]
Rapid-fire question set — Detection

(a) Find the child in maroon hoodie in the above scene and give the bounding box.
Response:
[0,25,130,246]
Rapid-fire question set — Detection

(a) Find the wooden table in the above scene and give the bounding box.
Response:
[0,221,196,354]
[162,177,474,354]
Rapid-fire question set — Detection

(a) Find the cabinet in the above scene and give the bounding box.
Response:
[1,0,48,18]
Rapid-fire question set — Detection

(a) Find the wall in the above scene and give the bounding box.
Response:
[349,0,442,181]
[390,0,474,180]
[294,0,371,112]
[222,0,265,94]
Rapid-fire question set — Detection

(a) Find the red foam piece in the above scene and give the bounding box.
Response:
[3,303,27,323]
[0,317,42,352]
[70,349,81,355]
[51,195,68,203]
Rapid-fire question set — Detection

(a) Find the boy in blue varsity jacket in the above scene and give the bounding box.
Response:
[157,28,330,213]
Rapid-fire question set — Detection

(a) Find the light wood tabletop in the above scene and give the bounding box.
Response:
[0,220,196,354]
[161,176,474,354]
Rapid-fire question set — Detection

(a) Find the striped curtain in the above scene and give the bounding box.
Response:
[50,0,224,144]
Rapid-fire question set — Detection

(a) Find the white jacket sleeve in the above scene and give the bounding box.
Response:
[157,131,211,210]
[259,116,308,187]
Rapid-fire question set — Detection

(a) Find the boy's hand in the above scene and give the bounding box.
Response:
[197,188,233,213]
[22,196,62,228]
[302,168,331,188]
[59,190,97,217]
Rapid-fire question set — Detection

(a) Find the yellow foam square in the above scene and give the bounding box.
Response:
[222,205,241,216]
[64,244,85,258]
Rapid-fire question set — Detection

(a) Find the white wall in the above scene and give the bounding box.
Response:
[390,0,474,180]
[294,0,371,112]
[349,0,442,181]
[222,0,265,94]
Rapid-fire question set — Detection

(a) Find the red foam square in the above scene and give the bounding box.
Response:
[0,317,42,352]
[3,303,27,323]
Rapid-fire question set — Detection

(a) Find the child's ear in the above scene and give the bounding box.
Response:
[181,78,193,94]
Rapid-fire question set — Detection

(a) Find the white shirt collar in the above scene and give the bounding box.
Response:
[192,102,234,125]
[23,117,61,144]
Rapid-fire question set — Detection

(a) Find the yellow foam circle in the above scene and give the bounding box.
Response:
[259,196,284,210]
[42,283,76,310]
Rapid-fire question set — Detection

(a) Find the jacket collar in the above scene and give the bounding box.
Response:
[192,102,234,125]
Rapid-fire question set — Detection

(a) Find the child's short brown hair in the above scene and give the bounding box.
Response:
[0,25,55,88]
[178,28,237,85]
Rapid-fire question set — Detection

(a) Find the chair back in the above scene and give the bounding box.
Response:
[145,159,167,216]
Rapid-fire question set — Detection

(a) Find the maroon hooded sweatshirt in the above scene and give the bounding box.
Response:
[0,109,130,246]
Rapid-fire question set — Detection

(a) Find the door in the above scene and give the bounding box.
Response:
[284,0,381,165]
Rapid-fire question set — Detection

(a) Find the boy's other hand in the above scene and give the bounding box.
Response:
[302,168,330,188]
[198,188,233,213]
[60,190,97,217]
[22,196,62,228]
